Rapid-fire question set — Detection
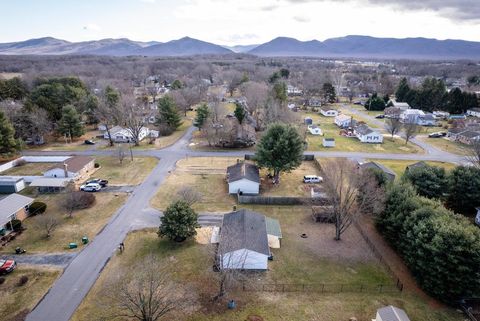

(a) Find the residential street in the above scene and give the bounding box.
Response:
[26,123,466,321]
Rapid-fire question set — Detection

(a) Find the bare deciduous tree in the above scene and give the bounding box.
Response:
[320,159,382,241]
[176,186,202,206]
[121,93,151,147]
[105,255,191,321]
[403,121,420,145]
[384,118,402,140]
[117,144,126,164]
[36,215,59,238]
[467,140,480,168]
[61,188,96,218]
[96,88,122,147]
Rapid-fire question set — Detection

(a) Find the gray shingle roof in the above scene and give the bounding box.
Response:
[377,305,410,321]
[0,193,34,225]
[355,124,375,135]
[226,162,260,183]
[360,161,396,181]
[265,217,282,239]
[219,210,270,256]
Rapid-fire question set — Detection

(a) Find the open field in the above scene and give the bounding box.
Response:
[0,193,127,253]
[2,162,58,176]
[303,112,422,153]
[368,159,458,177]
[72,206,462,321]
[39,129,102,152]
[418,136,470,156]
[93,156,158,185]
[0,266,61,321]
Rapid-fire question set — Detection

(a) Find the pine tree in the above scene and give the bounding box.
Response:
[158,200,199,242]
[0,111,20,154]
[155,96,182,135]
[395,77,410,102]
[194,103,210,129]
[57,105,85,139]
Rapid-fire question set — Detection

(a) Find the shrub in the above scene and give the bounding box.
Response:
[29,201,47,215]
[0,277,5,285]
[158,200,199,242]
[17,276,28,286]
[10,219,22,231]
[94,162,100,168]
[14,158,26,167]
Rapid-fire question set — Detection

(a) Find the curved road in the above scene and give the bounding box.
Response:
[26,122,466,321]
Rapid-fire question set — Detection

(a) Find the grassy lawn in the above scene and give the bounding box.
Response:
[151,157,238,212]
[0,266,61,321]
[418,136,470,156]
[367,159,458,177]
[0,193,127,254]
[36,129,101,152]
[72,208,462,321]
[93,156,158,185]
[304,118,421,153]
[2,162,58,176]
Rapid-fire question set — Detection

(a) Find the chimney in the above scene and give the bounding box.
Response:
[63,163,68,178]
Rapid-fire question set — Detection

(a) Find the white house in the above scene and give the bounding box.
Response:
[103,126,150,143]
[226,162,260,195]
[400,109,436,126]
[388,99,411,109]
[319,106,339,117]
[323,138,335,147]
[374,305,410,321]
[287,85,302,96]
[467,108,480,118]
[218,210,281,270]
[334,114,353,128]
[43,156,95,179]
[354,124,384,143]
[308,125,323,136]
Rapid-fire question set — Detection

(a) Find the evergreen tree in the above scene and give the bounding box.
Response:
[194,103,210,129]
[0,111,20,154]
[57,105,85,139]
[322,83,336,103]
[170,79,183,90]
[403,165,449,199]
[273,82,287,103]
[395,78,410,102]
[155,96,182,135]
[233,103,246,124]
[365,93,386,111]
[256,123,304,184]
[280,68,290,79]
[447,166,480,215]
[158,200,199,242]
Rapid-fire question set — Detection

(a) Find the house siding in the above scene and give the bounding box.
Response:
[228,179,260,195]
[221,249,268,270]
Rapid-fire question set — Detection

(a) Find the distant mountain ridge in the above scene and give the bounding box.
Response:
[0,35,479,59]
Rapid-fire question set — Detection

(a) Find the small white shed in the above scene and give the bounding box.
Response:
[319,107,339,117]
[0,177,26,193]
[226,162,260,195]
[323,138,335,147]
[374,305,410,321]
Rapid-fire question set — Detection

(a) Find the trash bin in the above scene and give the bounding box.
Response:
[227,300,236,309]
[0,228,6,236]
[82,236,89,244]
[69,242,78,249]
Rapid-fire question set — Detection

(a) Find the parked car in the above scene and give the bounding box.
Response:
[375,114,385,119]
[85,179,108,187]
[0,259,16,275]
[84,139,95,145]
[80,183,102,192]
[428,132,443,138]
[303,175,323,183]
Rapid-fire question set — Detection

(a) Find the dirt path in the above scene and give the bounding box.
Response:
[355,215,444,308]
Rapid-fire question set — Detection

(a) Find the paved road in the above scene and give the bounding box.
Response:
[25,117,467,321]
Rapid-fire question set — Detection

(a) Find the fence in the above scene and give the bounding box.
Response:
[241,282,401,294]
[238,195,330,206]
[0,156,71,174]
[353,220,404,292]
[244,154,315,161]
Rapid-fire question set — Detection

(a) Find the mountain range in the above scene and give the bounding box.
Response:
[1,35,479,59]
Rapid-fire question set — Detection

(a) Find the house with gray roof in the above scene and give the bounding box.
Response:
[359,161,396,182]
[354,124,384,143]
[226,162,260,195]
[374,305,410,321]
[0,193,34,233]
[405,161,427,173]
[218,210,282,270]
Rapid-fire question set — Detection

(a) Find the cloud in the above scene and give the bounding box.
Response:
[293,15,310,23]
[139,0,156,3]
[82,23,101,31]
[261,4,280,11]
[282,0,480,21]
[219,33,260,43]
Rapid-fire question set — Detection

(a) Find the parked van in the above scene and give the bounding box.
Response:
[303,175,323,183]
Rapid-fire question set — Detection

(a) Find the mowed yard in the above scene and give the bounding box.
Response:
[71,206,462,321]
[93,156,158,185]
[0,192,127,254]
[301,111,422,154]
[367,159,458,177]
[2,162,59,176]
[0,266,61,321]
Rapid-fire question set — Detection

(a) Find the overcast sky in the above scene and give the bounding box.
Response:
[1,0,479,45]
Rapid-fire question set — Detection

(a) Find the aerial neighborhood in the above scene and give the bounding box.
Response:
[0,5,480,321]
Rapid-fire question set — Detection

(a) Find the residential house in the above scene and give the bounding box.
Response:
[307,98,322,108]
[457,131,480,145]
[308,125,323,136]
[319,106,339,117]
[388,99,411,109]
[400,109,436,126]
[43,156,95,180]
[323,138,335,147]
[29,177,70,194]
[447,127,468,140]
[0,177,26,194]
[226,162,260,195]
[449,114,467,120]
[384,107,403,119]
[287,85,302,96]
[334,114,353,128]
[0,194,34,232]
[433,111,450,120]
[359,161,396,181]
[354,124,384,143]
[218,210,281,270]
[405,161,427,173]
[374,305,410,321]
[467,108,480,118]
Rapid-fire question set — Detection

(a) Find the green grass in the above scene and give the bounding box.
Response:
[366,159,458,178]
[94,156,158,185]
[0,193,127,254]
[418,136,470,156]
[0,267,61,321]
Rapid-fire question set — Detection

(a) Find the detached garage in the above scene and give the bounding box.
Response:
[226,162,260,195]
[0,177,26,194]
